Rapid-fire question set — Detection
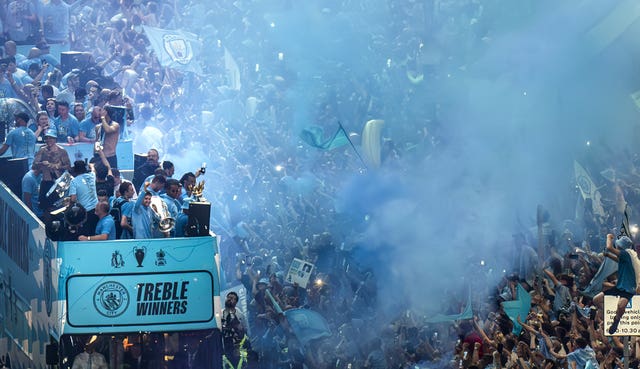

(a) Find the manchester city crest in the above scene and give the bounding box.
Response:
[163,34,192,65]
[93,281,130,317]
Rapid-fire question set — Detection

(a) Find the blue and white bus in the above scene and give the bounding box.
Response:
[0,180,224,369]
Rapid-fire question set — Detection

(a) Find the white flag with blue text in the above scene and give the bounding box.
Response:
[143,26,202,74]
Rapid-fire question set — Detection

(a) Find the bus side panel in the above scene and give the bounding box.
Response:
[0,182,60,369]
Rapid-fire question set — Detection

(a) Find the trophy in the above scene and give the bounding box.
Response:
[190,180,206,202]
[185,180,211,237]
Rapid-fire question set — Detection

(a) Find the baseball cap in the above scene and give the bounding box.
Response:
[616,236,634,249]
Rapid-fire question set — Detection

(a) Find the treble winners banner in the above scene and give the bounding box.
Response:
[143,26,203,74]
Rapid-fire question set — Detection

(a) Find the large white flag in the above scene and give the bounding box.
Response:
[143,26,202,74]
[361,119,384,168]
[224,48,241,91]
[574,160,605,219]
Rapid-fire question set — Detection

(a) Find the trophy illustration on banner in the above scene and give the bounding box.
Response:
[133,246,146,267]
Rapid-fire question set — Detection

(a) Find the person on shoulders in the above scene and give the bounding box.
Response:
[78,201,116,241]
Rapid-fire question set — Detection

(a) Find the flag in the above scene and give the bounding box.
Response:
[501,283,531,335]
[224,48,241,91]
[361,119,384,168]
[574,160,606,219]
[619,205,631,239]
[425,290,473,323]
[581,257,618,298]
[574,161,596,200]
[283,308,331,346]
[143,26,202,74]
[300,125,349,150]
[584,0,640,55]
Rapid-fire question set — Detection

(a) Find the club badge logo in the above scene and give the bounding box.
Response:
[163,34,193,65]
[93,281,129,317]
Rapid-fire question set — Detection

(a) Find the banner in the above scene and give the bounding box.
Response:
[143,26,202,74]
[285,258,314,288]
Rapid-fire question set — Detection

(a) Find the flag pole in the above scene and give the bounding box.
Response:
[619,204,631,240]
[338,122,368,170]
[265,288,283,314]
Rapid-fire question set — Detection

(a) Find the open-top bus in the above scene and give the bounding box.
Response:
[0,180,224,369]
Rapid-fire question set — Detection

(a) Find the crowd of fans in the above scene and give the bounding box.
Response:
[3,0,640,369]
